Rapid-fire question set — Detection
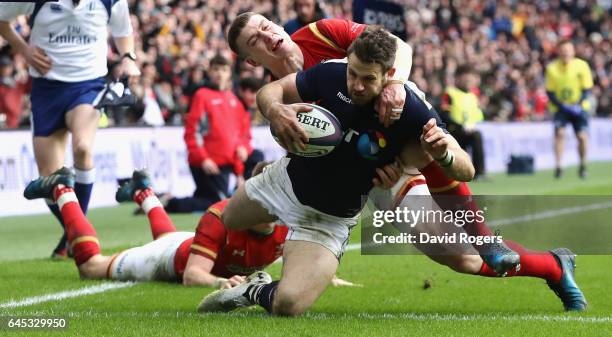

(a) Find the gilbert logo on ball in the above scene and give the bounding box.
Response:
[271,103,343,157]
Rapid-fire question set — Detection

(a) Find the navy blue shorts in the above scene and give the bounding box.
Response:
[553,110,589,134]
[30,77,105,137]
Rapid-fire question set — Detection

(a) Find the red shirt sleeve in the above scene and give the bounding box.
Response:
[316,19,366,51]
[183,89,210,166]
[191,205,227,261]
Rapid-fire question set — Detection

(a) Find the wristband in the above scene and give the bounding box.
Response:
[435,150,454,168]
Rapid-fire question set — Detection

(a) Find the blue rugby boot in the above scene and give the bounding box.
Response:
[481,234,521,276]
[24,167,75,200]
[547,248,587,311]
[115,169,152,202]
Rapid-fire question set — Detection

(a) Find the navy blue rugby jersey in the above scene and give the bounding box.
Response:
[290,61,445,217]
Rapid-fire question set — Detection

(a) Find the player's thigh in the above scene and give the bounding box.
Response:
[554,113,569,138]
[571,113,589,139]
[274,240,338,315]
[33,130,69,175]
[65,104,99,152]
[222,184,278,230]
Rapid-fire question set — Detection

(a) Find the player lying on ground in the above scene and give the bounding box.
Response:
[23,167,356,288]
[198,27,587,315]
[227,12,523,276]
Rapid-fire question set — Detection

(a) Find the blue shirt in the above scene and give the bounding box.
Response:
[289,61,445,217]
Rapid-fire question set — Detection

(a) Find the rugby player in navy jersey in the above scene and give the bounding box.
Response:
[227,14,587,312]
[197,27,476,316]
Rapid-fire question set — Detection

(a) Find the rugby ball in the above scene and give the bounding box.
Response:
[271,103,343,157]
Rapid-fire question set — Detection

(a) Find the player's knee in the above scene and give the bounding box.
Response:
[220,210,237,229]
[73,141,93,161]
[272,289,308,317]
[555,128,565,139]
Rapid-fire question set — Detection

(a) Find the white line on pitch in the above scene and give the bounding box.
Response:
[0,282,135,309]
[29,311,612,323]
[489,201,612,227]
[313,312,612,323]
[2,244,361,308]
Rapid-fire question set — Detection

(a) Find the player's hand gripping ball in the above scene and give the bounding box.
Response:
[271,103,343,157]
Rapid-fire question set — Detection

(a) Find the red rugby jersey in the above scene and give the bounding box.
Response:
[291,19,366,70]
[183,199,288,278]
[183,87,252,175]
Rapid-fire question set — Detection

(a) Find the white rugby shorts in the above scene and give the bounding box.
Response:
[109,231,194,282]
[245,157,358,259]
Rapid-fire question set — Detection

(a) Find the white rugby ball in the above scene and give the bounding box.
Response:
[271,103,343,157]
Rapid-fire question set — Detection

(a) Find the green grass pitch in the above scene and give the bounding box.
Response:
[1,162,611,336]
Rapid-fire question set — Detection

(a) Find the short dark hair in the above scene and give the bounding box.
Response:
[239,77,263,91]
[455,64,473,77]
[346,26,397,73]
[228,12,256,56]
[210,54,231,67]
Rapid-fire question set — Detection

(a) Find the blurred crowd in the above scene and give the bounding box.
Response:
[0,0,610,128]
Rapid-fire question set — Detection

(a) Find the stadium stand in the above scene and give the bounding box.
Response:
[0,0,609,129]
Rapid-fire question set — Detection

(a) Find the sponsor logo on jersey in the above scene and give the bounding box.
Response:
[357,130,387,160]
[48,25,97,45]
[337,91,353,104]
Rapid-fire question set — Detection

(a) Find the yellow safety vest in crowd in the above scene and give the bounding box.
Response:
[445,87,484,129]
[545,58,593,113]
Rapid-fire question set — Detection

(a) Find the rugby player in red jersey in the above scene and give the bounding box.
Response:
[23,167,355,288]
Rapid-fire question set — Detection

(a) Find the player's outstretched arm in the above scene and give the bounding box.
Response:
[183,254,245,288]
[420,118,475,182]
[257,73,311,152]
[391,37,412,84]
